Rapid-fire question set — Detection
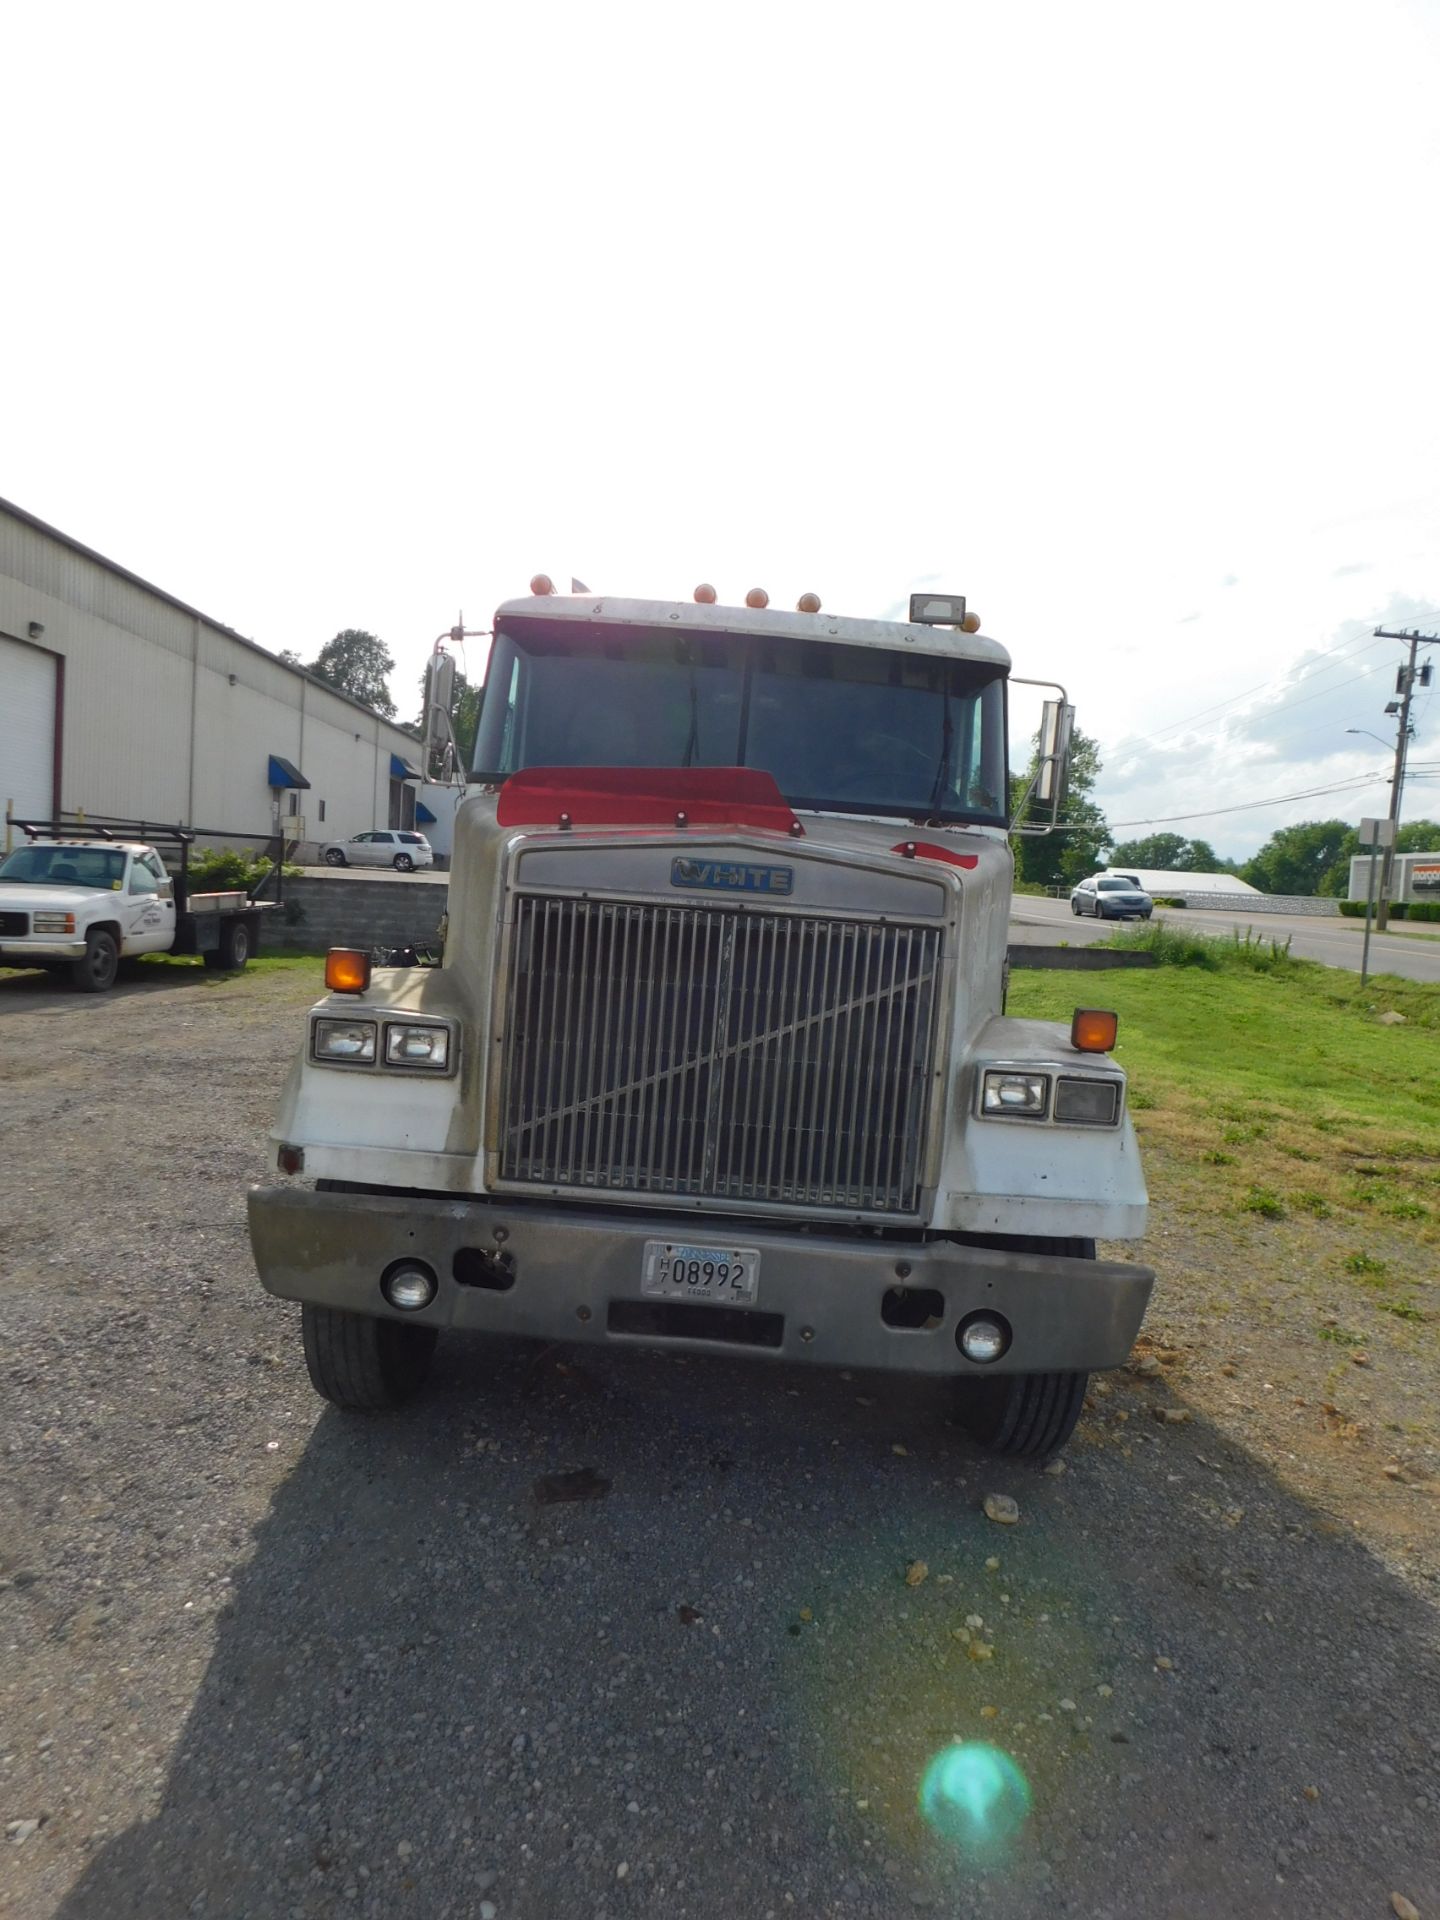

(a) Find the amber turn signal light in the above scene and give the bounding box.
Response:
[325,947,372,994]
[1071,1007,1118,1054]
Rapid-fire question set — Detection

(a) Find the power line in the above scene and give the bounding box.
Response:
[1128,629,1392,750]
[1049,765,1393,832]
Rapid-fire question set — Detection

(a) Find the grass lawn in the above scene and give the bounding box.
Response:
[1009,944,1439,1258]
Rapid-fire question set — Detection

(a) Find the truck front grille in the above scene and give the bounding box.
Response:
[498,897,943,1214]
[0,912,29,937]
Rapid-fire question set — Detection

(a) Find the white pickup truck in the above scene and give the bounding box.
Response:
[0,824,270,991]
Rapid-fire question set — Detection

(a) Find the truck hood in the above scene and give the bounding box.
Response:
[0,885,112,914]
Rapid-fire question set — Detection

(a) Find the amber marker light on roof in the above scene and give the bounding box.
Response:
[694,583,717,603]
[960,610,982,633]
[797,592,822,613]
[1071,1008,1118,1054]
[325,948,372,995]
[529,573,555,596]
[745,587,770,608]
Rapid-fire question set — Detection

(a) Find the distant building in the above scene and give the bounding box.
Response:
[1348,851,1440,903]
[1101,867,1261,897]
[0,496,424,859]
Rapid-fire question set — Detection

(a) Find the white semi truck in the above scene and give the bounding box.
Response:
[248,586,1152,1457]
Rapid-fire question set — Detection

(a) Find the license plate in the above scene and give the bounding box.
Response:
[641,1239,760,1305]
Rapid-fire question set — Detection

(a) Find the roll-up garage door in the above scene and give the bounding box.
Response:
[0,635,58,822]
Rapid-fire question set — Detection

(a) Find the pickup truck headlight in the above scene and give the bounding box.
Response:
[981,1071,1049,1118]
[312,1018,377,1063]
[33,913,76,934]
[384,1023,452,1070]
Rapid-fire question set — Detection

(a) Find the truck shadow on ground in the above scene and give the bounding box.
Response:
[56,1336,1440,1920]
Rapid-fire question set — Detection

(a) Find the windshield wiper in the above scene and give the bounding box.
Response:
[923,678,955,819]
[681,652,701,767]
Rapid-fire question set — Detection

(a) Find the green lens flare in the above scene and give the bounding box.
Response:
[919,1743,1032,1851]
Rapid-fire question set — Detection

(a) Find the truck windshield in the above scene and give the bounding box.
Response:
[473,624,1008,825]
[0,845,128,889]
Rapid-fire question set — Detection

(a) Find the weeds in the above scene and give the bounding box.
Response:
[1242,1188,1286,1219]
[1343,1252,1388,1277]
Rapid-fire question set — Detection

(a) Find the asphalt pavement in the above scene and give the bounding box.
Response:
[1010,896,1440,985]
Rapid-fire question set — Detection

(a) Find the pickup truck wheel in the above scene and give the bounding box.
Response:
[393,852,414,872]
[204,918,251,971]
[300,1304,437,1410]
[70,929,119,993]
[324,848,347,867]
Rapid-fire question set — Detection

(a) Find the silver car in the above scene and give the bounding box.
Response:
[320,830,435,873]
[1070,874,1153,919]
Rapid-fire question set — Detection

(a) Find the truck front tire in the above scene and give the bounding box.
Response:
[300,1304,437,1410]
[71,929,119,993]
[953,1235,1095,1459]
[955,1368,1089,1460]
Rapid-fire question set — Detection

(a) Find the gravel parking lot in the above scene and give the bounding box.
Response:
[2,961,1437,1919]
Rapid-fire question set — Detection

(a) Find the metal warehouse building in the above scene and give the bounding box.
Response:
[0,496,425,857]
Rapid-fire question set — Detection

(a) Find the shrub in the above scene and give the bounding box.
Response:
[1343,1251,1387,1277]
[1409,900,1440,923]
[1339,901,1365,918]
[186,847,295,895]
[1241,1187,1285,1218]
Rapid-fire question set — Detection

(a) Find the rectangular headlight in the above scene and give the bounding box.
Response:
[981,1071,1049,1118]
[384,1022,451,1070]
[33,913,76,934]
[1054,1076,1122,1125]
[312,1018,377,1064]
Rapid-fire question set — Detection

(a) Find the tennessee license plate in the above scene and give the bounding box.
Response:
[640,1239,760,1304]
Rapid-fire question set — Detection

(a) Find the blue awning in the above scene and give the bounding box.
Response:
[390,752,422,781]
[267,754,310,790]
[415,802,437,825]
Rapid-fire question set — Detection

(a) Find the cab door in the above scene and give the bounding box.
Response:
[122,852,177,953]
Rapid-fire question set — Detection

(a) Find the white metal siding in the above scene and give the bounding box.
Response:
[0,635,56,822]
[0,501,421,845]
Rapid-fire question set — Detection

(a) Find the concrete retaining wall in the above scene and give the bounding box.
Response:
[1164,891,1341,916]
[267,877,450,953]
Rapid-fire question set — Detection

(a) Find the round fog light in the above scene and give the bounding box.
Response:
[381,1261,437,1311]
[958,1313,1010,1364]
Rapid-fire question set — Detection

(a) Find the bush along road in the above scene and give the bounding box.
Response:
[0,954,1436,1919]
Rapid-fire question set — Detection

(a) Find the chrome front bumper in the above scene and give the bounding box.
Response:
[248,1185,1154,1375]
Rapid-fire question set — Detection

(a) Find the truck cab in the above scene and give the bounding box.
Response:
[249,588,1153,1458]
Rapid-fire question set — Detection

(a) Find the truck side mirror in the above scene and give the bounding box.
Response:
[1034,699,1075,806]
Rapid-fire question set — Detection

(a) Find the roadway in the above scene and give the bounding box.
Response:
[1010,894,1440,984]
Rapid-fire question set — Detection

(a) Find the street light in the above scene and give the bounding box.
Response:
[1346,728,1393,751]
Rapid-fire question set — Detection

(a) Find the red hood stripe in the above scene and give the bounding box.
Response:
[496,766,804,835]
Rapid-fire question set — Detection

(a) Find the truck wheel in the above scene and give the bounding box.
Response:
[956,1369,1089,1460]
[300,1304,437,1410]
[71,929,119,993]
[953,1235,1095,1458]
[393,852,414,872]
[324,848,347,867]
[204,919,252,971]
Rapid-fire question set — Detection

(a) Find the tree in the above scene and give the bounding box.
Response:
[276,647,304,668]
[1240,819,1352,896]
[1319,817,1440,896]
[307,629,397,717]
[1010,726,1110,890]
[1107,832,1229,873]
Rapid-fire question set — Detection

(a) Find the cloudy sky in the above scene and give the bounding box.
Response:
[6,0,1439,856]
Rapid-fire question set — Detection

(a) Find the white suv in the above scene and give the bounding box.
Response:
[319,831,435,873]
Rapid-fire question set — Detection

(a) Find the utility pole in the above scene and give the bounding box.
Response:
[1371,627,1438,929]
